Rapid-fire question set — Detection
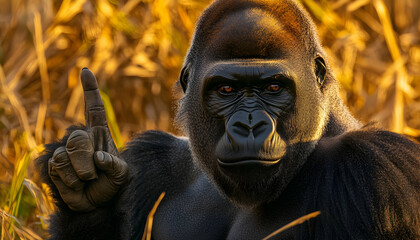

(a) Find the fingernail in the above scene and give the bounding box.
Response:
[82,67,89,70]
[97,151,104,161]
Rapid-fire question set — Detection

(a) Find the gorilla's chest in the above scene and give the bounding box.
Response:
[152,175,235,239]
[151,174,301,240]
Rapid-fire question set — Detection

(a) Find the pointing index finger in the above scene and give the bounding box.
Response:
[81,68,107,128]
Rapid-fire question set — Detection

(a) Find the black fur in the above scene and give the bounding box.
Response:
[37,0,420,239]
[120,131,198,239]
[298,128,420,239]
[38,128,420,239]
[222,129,420,239]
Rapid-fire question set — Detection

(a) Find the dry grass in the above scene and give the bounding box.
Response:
[262,211,321,240]
[0,0,419,239]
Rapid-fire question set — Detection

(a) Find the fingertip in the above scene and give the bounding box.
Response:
[94,151,114,171]
[94,151,128,183]
[52,146,68,163]
[94,151,104,164]
[66,130,92,151]
[48,158,59,178]
[94,151,103,163]
[97,151,104,160]
[94,151,109,165]
[81,68,98,91]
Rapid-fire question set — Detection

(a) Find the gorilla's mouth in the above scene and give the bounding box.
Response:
[217,158,280,166]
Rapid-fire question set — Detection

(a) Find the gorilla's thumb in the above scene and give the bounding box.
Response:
[94,151,128,184]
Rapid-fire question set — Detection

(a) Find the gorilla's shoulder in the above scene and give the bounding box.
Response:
[302,128,420,238]
[317,127,420,163]
[121,130,197,188]
[312,127,420,183]
[123,130,191,161]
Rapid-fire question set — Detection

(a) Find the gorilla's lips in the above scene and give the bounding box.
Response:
[216,155,282,185]
[215,111,287,167]
[217,158,280,166]
[215,132,286,168]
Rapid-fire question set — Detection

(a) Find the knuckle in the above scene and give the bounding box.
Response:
[53,146,68,163]
[89,105,105,112]
[86,188,102,207]
[113,158,129,183]
[64,194,94,212]
[65,178,83,190]
[48,158,59,177]
[66,130,92,151]
[57,167,84,189]
[75,169,97,180]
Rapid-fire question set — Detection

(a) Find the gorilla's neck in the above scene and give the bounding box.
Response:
[323,91,361,137]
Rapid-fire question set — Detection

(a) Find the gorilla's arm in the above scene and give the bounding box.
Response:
[37,128,196,240]
[300,129,420,239]
[120,130,197,239]
[37,125,127,240]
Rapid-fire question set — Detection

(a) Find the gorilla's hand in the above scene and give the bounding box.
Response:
[48,69,128,212]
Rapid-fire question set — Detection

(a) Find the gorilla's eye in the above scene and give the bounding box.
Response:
[218,85,234,94]
[266,84,281,92]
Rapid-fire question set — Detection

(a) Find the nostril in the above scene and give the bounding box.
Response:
[252,121,268,137]
[233,122,251,137]
[248,113,252,124]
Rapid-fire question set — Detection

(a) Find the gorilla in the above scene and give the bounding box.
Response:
[37,0,420,239]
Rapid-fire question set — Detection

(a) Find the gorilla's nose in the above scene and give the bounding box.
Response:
[226,110,275,151]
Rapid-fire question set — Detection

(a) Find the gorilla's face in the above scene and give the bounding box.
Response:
[178,2,329,207]
[204,61,295,167]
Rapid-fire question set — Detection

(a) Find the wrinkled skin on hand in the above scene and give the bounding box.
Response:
[48,69,128,212]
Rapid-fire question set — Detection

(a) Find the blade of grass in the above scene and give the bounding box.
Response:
[23,178,54,216]
[373,0,402,61]
[373,0,406,133]
[33,10,50,104]
[299,0,342,31]
[262,211,321,240]
[35,103,47,145]
[142,192,165,240]
[12,225,43,240]
[0,66,37,150]
[0,209,43,240]
[100,90,124,150]
[54,0,87,24]
[7,150,33,237]
[1,209,17,240]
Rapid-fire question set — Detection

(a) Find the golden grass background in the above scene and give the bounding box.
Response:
[0,0,419,238]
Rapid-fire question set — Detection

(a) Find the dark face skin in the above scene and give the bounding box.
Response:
[178,4,329,207]
[204,62,295,167]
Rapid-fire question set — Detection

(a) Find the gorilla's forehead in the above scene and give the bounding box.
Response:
[202,60,296,81]
[204,8,299,59]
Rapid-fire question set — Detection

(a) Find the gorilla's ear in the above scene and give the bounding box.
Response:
[179,64,190,93]
[314,56,327,86]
